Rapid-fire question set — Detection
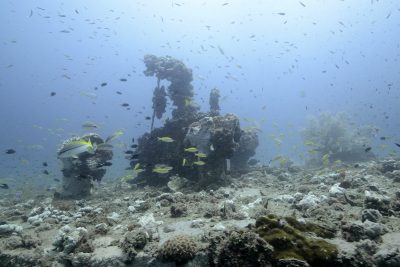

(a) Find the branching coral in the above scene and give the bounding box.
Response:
[302,113,376,165]
[144,54,196,119]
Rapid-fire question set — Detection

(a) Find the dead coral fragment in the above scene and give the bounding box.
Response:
[158,235,198,265]
[120,230,148,263]
[255,214,338,267]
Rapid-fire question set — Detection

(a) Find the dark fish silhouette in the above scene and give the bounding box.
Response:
[5,149,16,154]
[97,162,112,168]
[0,184,9,189]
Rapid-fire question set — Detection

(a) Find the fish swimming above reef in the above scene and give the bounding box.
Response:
[58,139,95,158]
[158,137,175,143]
[126,153,140,160]
[304,140,317,146]
[0,183,9,189]
[184,98,196,107]
[193,160,206,166]
[133,163,144,174]
[97,161,112,168]
[184,147,198,153]
[82,122,99,130]
[5,149,16,154]
[133,163,141,171]
[152,164,173,174]
[105,129,125,143]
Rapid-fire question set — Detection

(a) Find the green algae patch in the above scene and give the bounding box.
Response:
[283,216,336,239]
[255,215,338,267]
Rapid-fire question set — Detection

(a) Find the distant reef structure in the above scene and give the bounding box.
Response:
[127,55,259,189]
[302,112,376,166]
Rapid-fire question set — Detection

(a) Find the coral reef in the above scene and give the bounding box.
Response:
[341,221,388,242]
[57,133,113,199]
[129,55,259,188]
[157,235,198,265]
[364,190,392,216]
[230,128,260,171]
[208,229,273,267]
[0,158,399,266]
[255,214,338,267]
[151,85,167,131]
[53,225,93,254]
[209,88,221,116]
[302,113,376,166]
[0,223,23,236]
[184,114,242,185]
[119,230,148,263]
[144,54,197,119]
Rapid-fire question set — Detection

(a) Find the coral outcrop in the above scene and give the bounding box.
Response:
[57,133,113,199]
[302,113,376,166]
[129,55,258,188]
[208,230,274,267]
[157,235,198,265]
[255,214,338,267]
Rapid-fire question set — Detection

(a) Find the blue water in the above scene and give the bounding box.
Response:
[1,0,399,192]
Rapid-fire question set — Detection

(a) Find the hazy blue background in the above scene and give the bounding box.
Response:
[0,0,399,192]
